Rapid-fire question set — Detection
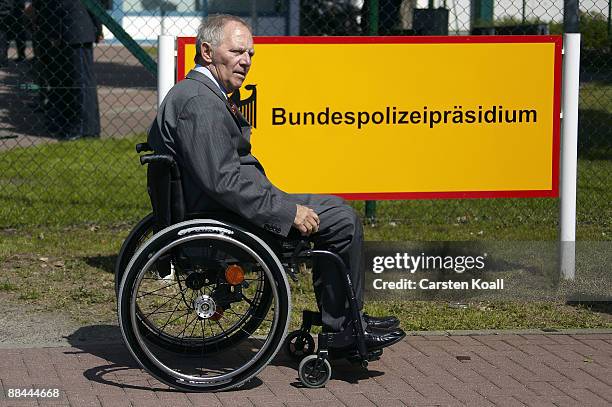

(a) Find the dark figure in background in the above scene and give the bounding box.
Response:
[8,0,27,61]
[30,0,57,113]
[300,0,361,36]
[362,0,399,35]
[0,0,15,66]
[44,0,102,140]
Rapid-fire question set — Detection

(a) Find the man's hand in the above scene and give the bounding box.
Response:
[293,204,320,236]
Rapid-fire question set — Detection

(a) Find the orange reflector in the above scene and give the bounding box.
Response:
[225,264,245,285]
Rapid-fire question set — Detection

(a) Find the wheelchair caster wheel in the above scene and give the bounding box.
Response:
[298,355,332,388]
[285,330,315,361]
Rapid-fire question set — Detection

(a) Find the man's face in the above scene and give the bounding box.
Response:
[207,21,254,93]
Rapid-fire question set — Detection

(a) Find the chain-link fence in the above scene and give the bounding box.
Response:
[0,0,609,239]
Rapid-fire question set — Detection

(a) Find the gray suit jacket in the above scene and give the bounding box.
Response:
[147,69,296,236]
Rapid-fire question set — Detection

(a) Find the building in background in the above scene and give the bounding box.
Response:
[100,0,610,41]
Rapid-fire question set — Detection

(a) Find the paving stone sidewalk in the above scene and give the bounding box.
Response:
[0,330,611,407]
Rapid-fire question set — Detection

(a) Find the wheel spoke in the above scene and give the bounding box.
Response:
[141,289,184,318]
[137,280,179,298]
[158,302,191,333]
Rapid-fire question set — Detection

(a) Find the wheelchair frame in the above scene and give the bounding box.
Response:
[115,143,377,391]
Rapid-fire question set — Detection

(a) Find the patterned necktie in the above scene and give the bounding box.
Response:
[228,98,239,116]
[228,97,248,125]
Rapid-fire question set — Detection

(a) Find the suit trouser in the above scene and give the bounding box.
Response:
[287,194,364,332]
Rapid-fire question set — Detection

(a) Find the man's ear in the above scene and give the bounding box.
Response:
[200,42,214,64]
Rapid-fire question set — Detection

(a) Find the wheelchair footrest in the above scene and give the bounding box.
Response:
[346,348,383,364]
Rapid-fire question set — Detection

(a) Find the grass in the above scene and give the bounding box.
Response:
[0,135,609,239]
[0,136,150,226]
[581,82,612,112]
[0,226,119,324]
[579,83,612,160]
[363,301,611,331]
[0,223,610,330]
[0,280,18,292]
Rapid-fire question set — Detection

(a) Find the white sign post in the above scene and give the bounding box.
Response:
[559,33,581,280]
[157,35,176,107]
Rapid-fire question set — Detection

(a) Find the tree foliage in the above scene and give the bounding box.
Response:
[549,12,610,51]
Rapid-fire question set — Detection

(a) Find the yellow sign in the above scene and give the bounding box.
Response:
[177,37,561,199]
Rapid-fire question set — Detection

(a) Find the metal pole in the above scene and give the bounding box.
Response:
[522,0,526,23]
[80,0,157,75]
[251,0,258,35]
[288,0,300,35]
[608,0,612,41]
[559,33,581,280]
[564,0,580,33]
[201,0,208,18]
[366,0,379,222]
[369,0,379,36]
[160,7,166,36]
[157,35,175,107]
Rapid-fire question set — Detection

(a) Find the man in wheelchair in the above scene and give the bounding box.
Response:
[131,14,405,389]
[149,13,405,352]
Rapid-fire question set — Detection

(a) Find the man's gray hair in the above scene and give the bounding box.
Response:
[195,14,251,63]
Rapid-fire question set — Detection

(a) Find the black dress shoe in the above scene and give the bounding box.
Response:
[364,313,400,330]
[363,326,406,350]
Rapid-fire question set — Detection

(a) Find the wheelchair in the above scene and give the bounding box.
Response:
[115,143,382,392]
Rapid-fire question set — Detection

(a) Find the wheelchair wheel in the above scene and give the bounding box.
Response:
[118,219,291,392]
[115,213,155,296]
[284,330,315,361]
[116,214,273,354]
[298,355,332,388]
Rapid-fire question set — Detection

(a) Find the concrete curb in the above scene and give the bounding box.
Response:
[2,327,611,349]
[407,327,612,336]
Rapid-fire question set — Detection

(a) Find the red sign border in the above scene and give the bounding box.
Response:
[177,35,562,200]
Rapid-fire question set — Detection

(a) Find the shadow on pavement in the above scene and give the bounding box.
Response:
[274,349,385,387]
[66,324,384,393]
[66,325,188,393]
[94,61,155,89]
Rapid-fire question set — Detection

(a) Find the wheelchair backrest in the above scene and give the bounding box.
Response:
[137,143,186,232]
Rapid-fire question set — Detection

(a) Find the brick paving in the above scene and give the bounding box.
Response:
[1,330,611,406]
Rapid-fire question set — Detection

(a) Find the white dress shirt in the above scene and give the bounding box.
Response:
[194,64,227,98]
